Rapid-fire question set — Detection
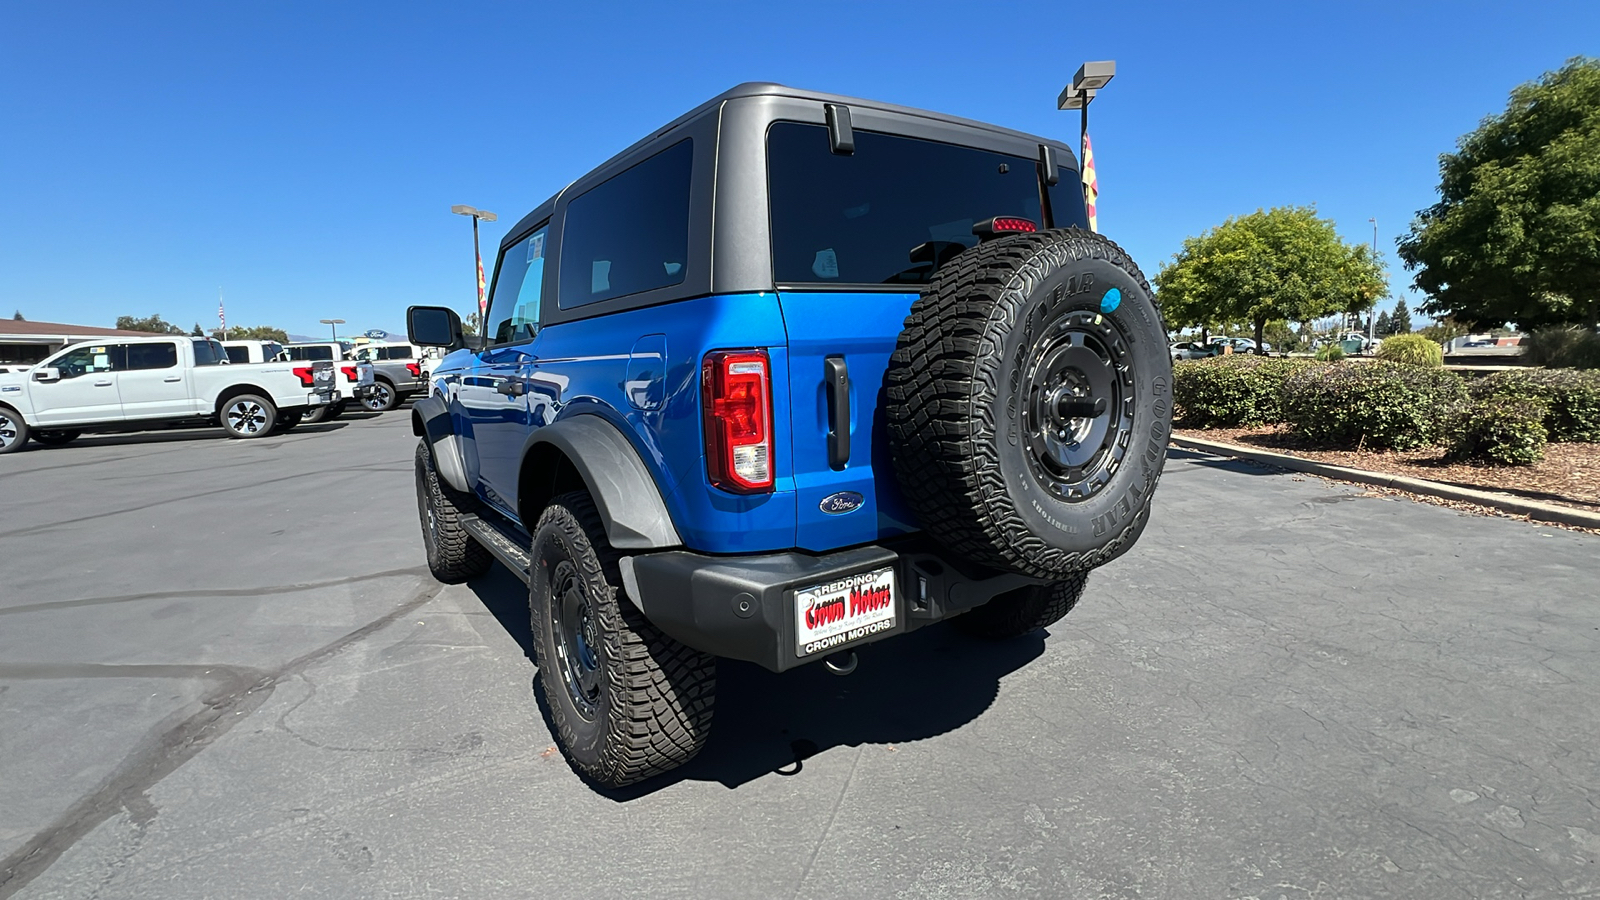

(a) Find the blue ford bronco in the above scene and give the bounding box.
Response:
[407,83,1171,787]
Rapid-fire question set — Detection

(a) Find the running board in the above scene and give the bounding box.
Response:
[459,513,532,584]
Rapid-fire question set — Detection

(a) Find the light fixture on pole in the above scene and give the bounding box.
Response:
[1058,61,1115,231]
[319,318,345,341]
[451,205,498,323]
[1368,217,1378,343]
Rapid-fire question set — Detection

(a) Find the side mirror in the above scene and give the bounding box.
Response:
[408,306,466,352]
[33,367,60,383]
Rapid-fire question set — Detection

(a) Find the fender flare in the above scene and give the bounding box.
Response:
[522,415,682,551]
[411,395,471,493]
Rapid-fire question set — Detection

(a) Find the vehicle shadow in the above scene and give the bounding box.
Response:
[465,567,1045,798]
[26,422,349,451]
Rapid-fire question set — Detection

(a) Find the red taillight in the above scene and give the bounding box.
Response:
[405,362,421,377]
[340,366,359,382]
[292,366,315,387]
[702,350,774,493]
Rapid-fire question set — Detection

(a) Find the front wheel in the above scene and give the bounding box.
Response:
[0,406,29,454]
[414,440,492,582]
[363,382,398,412]
[31,429,81,446]
[220,394,277,438]
[530,491,716,788]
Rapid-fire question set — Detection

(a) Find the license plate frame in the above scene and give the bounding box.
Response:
[793,565,898,658]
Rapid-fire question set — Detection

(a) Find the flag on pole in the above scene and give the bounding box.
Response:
[1081,132,1099,232]
[477,255,487,316]
[217,293,226,337]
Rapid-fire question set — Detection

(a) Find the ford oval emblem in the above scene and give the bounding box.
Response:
[819,491,865,515]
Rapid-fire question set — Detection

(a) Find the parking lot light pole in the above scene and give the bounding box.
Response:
[451,205,498,322]
[1369,217,1379,344]
[320,318,344,341]
[1058,61,1115,229]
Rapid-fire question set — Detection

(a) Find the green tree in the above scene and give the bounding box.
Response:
[212,324,289,342]
[1398,57,1600,329]
[116,314,185,334]
[1390,298,1413,335]
[1376,310,1392,336]
[11,310,22,321]
[1155,206,1387,355]
[191,323,205,337]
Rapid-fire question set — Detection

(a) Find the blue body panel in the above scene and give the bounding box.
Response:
[775,291,919,551]
[431,290,921,556]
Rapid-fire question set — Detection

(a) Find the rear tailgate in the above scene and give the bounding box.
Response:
[778,291,919,552]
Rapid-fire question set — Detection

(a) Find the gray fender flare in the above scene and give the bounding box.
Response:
[523,416,682,551]
[411,395,471,493]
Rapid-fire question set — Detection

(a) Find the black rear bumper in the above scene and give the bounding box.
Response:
[624,541,1041,673]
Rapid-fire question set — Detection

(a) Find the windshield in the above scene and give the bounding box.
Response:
[767,123,1087,287]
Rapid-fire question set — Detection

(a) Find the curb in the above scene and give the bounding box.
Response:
[1169,434,1600,530]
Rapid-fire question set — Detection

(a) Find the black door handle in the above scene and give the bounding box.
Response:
[496,378,526,397]
[824,356,849,470]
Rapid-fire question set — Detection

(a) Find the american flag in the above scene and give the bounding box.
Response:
[477,256,487,316]
[218,297,226,334]
[1081,133,1099,232]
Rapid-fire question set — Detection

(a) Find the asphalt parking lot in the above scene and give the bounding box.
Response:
[2,410,1598,899]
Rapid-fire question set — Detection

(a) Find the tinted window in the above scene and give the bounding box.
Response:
[283,345,335,361]
[767,123,1088,287]
[190,340,225,366]
[224,346,250,364]
[380,346,412,360]
[128,342,179,369]
[487,226,548,344]
[558,140,692,309]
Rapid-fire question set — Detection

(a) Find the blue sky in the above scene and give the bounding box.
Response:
[2,1,1595,336]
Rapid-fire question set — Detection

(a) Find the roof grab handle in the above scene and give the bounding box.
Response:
[1038,144,1060,187]
[825,104,855,155]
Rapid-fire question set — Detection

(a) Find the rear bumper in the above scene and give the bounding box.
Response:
[624,541,1042,673]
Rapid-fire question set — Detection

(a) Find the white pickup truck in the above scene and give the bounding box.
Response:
[226,339,375,422]
[0,336,336,454]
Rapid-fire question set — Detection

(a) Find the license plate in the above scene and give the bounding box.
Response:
[794,565,897,658]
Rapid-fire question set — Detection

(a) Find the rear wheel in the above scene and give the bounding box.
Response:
[414,440,492,583]
[363,381,398,412]
[31,429,81,446]
[530,491,716,788]
[0,406,29,454]
[220,394,277,438]
[954,571,1088,639]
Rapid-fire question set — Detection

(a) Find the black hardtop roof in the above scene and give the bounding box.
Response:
[504,82,1077,245]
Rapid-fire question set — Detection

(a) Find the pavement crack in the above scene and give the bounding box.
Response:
[0,582,443,899]
[789,746,863,900]
[0,567,428,617]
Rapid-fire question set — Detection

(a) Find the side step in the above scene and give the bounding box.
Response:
[459,513,532,584]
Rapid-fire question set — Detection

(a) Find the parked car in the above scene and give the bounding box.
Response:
[0,336,335,453]
[276,342,378,419]
[347,341,426,411]
[220,339,285,365]
[1208,336,1271,354]
[1171,341,1222,360]
[404,82,1172,787]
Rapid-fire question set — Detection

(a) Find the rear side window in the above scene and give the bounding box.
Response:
[767,123,1087,287]
[224,346,250,364]
[129,342,179,369]
[558,139,692,309]
[284,345,335,361]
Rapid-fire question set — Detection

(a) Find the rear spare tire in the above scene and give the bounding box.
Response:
[886,228,1171,579]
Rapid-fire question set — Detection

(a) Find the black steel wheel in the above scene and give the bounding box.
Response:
[886,228,1172,578]
[529,491,715,788]
[414,440,492,583]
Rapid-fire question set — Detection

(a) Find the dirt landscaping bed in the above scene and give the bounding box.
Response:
[1174,424,1600,515]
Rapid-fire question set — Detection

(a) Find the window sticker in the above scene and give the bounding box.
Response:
[591,260,612,294]
[528,231,545,263]
[812,249,839,279]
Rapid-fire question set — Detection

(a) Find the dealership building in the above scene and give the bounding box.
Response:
[0,320,157,366]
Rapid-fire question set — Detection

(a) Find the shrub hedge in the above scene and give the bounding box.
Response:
[1172,356,1320,427]
[1447,399,1548,465]
[1522,326,1600,370]
[1281,361,1468,450]
[1468,368,1600,442]
[1374,333,1444,368]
